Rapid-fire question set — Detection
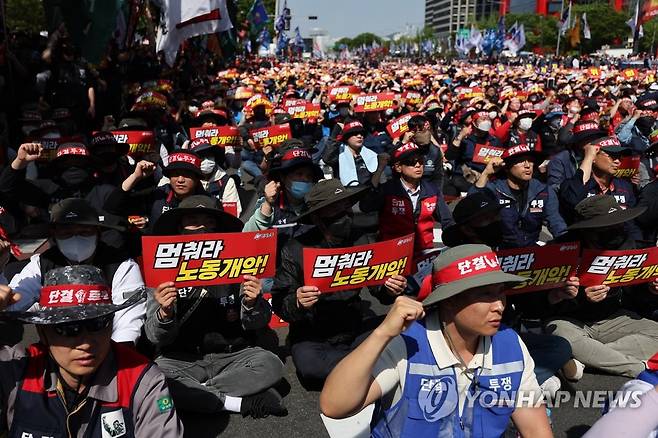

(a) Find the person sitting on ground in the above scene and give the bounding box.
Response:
[271,179,407,383]
[7,198,145,345]
[544,195,658,378]
[0,265,183,436]
[471,144,567,248]
[320,244,552,437]
[143,195,287,418]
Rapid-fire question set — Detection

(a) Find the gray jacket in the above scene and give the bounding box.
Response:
[0,343,183,437]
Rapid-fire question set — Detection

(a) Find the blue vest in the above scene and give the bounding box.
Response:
[372,321,525,438]
[638,369,658,386]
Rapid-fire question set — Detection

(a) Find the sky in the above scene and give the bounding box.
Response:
[281,0,426,41]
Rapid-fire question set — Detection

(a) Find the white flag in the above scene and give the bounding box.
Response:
[156,0,233,66]
[582,13,591,39]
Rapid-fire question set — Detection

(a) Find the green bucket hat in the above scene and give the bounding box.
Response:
[419,244,526,307]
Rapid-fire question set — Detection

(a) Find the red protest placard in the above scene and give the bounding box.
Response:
[28,135,84,161]
[303,234,414,293]
[263,293,289,329]
[222,202,238,217]
[289,103,321,120]
[353,93,396,113]
[328,86,360,103]
[111,130,156,157]
[472,144,506,164]
[249,124,292,149]
[141,231,277,288]
[189,125,241,147]
[614,155,641,179]
[579,247,658,288]
[402,91,423,105]
[386,112,421,139]
[497,242,580,295]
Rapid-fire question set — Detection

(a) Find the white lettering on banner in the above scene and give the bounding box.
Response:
[499,253,536,272]
[312,250,373,277]
[153,240,224,269]
[587,254,648,275]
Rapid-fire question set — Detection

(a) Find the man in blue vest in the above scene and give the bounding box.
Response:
[320,244,552,437]
[0,265,183,436]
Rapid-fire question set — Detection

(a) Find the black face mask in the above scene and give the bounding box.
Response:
[636,116,655,136]
[322,213,353,243]
[470,221,504,247]
[181,227,213,235]
[60,167,90,187]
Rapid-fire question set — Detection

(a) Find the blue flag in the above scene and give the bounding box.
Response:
[294,26,304,48]
[249,0,269,36]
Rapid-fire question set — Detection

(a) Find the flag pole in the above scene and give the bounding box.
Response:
[633,0,643,54]
[556,0,565,56]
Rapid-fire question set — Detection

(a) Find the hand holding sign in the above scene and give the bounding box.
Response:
[296,285,320,309]
[154,281,177,320]
[384,275,407,297]
[242,275,262,307]
[584,285,610,303]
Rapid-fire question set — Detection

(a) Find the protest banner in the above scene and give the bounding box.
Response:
[613,155,641,179]
[263,293,289,329]
[386,112,421,139]
[303,234,414,293]
[579,247,658,287]
[402,91,423,105]
[249,124,292,148]
[28,135,85,161]
[111,130,156,157]
[456,87,485,101]
[189,125,241,147]
[287,102,321,120]
[497,242,580,294]
[221,202,238,218]
[328,85,361,103]
[243,94,274,116]
[353,93,396,113]
[472,143,506,164]
[142,230,277,287]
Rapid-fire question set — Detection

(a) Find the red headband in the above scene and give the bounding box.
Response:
[168,152,201,168]
[573,122,599,134]
[432,251,500,286]
[282,149,312,162]
[40,284,111,307]
[393,142,420,160]
[56,146,88,157]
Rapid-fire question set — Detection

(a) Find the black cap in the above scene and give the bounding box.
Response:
[50,198,124,231]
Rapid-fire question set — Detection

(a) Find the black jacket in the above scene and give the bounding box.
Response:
[270,228,363,345]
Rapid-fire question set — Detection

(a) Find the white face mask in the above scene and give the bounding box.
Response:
[518,118,533,131]
[56,235,98,263]
[476,120,492,132]
[200,157,216,175]
[488,111,497,120]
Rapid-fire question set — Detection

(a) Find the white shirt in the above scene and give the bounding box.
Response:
[8,255,146,343]
[373,311,543,414]
[400,179,421,211]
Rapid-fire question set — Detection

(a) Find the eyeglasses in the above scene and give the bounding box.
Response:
[400,157,424,166]
[52,315,113,337]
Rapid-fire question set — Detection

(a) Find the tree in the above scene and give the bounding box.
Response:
[571,3,628,53]
[6,0,46,33]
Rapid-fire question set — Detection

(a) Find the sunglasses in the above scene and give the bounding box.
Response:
[52,315,113,337]
[400,157,424,166]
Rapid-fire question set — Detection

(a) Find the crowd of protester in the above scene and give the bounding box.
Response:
[0,28,657,437]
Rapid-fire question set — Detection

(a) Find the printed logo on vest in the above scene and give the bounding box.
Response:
[157,396,174,413]
[101,410,126,438]
[18,433,56,438]
[529,199,544,213]
[417,376,458,422]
